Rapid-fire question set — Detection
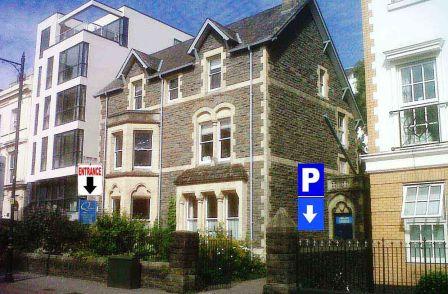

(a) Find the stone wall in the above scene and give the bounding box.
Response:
[266,7,360,230]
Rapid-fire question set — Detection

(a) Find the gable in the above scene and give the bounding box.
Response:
[126,59,146,80]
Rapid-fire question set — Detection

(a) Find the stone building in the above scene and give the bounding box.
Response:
[96,0,364,252]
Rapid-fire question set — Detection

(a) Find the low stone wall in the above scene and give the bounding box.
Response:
[12,231,199,293]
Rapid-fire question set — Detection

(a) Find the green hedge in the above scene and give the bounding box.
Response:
[416,271,448,294]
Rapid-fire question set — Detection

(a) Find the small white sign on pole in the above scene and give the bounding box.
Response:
[77,164,103,196]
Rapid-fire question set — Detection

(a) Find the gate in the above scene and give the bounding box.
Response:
[196,235,233,290]
[297,239,374,293]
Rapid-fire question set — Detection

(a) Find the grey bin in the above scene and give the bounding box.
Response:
[107,255,141,289]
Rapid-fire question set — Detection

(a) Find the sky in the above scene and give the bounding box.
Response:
[0,0,363,90]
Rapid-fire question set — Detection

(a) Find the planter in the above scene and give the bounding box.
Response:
[107,255,141,289]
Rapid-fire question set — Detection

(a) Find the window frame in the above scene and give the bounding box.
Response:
[131,197,150,220]
[186,196,198,232]
[218,118,231,160]
[168,77,179,100]
[8,153,15,184]
[31,142,37,175]
[40,137,48,172]
[33,104,39,135]
[133,130,152,168]
[199,122,214,164]
[399,104,440,147]
[318,66,329,98]
[52,129,84,169]
[401,183,444,218]
[55,85,86,126]
[58,42,89,84]
[43,96,51,130]
[208,55,222,91]
[113,132,123,169]
[337,112,348,147]
[133,80,143,110]
[39,27,50,58]
[399,60,438,107]
[37,66,42,97]
[10,108,18,132]
[46,56,54,90]
[405,222,447,263]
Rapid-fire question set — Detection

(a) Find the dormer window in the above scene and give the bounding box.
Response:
[209,56,222,91]
[168,77,179,100]
[133,80,143,110]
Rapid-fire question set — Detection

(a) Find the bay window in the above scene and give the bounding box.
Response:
[227,194,239,239]
[206,194,218,232]
[168,77,179,100]
[200,123,214,163]
[114,132,123,169]
[219,119,231,160]
[209,56,221,91]
[132,197,150,220]
[133,131,152,168]
[53,129,83,169]
[186,196,198,232]
[56,85,86,126]
[58,42,89,84]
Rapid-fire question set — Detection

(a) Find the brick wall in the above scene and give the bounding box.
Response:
[370,167,448,241]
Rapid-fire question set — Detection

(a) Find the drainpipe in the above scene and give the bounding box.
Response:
[102,93,109,212]
[157,61,164,226]
[248,46,254,254]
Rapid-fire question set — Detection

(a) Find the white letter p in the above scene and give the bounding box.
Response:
[302,168,320,192]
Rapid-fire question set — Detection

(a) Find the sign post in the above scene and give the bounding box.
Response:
[297,163,325,231]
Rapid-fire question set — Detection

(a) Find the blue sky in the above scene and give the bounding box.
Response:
[0,0,362,89]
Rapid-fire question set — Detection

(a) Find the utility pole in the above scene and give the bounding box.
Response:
[0,52,25,283]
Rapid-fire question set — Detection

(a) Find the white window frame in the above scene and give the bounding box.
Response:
[226,194,240,239]
[218,118,231,161]
[133,80,143,110]
[186,196,198,232]
[133,130,152,168]
[401,183,444,218]
[208,56,222,91]
[168,77,179,101]
[399,60,438,107]
[405,221,447,263]
[9,153,15,184]
[114,133,123,170]
[10,108,18,132]
[337,112,347,147]
[318,66,329,99]
[205,195,218,232]
[112,197,121,214]
[199,123,214,164]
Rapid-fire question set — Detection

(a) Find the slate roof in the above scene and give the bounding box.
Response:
[174,164,248,186]
[95,78,124,97]
[133,49,162,71]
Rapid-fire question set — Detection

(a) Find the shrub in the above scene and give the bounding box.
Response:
[88,213,149,256]
[167,196,176,232]
[416,271,448,294]
[198,230,266,284]
[13,207,89,254]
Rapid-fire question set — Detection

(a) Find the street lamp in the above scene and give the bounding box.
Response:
[0,53,25,283]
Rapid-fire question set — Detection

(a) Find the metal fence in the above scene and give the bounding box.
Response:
[297,239,448,293]
[196,235,234,290]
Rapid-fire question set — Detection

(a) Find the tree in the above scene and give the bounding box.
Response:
[353,60,366,124]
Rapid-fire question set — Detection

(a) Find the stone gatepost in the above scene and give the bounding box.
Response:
[168,231,199,293]
[263,208,298,294]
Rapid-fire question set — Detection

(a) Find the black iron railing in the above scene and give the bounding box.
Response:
[297,239,448,293]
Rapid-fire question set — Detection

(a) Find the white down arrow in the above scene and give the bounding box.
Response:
[303,205,317,223]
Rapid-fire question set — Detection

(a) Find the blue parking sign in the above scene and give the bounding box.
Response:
[297,198,324,231]
[297,163,324,197]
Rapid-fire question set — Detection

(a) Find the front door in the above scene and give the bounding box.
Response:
[334,213,353,240]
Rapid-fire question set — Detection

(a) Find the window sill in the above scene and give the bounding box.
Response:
[388,0,430,11]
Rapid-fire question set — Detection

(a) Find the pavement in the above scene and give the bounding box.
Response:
[0,273,265,294]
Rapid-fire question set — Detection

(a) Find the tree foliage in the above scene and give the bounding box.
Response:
[353,60,367,124]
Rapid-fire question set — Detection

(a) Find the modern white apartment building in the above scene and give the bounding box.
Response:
[0,75,33,220]
[362,0,448,247]
[27,0,191,216]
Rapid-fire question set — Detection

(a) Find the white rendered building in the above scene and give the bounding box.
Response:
[27,0,191,217]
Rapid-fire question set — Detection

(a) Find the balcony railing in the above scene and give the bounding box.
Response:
[57,17,127,45]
